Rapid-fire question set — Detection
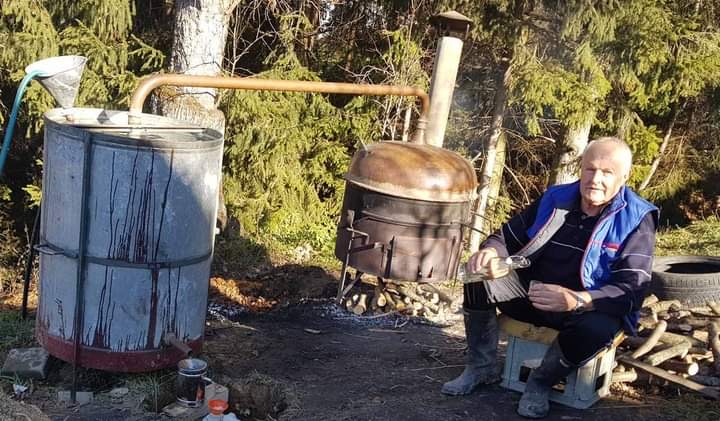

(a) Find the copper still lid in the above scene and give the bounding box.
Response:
[344,141,478,202]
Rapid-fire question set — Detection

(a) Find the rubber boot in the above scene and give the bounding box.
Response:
[441,308,499,395]
[517,340,575,419]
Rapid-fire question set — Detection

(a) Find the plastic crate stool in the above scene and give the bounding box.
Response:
[498,314,624,409]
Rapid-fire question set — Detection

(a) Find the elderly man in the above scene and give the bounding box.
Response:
[442,137,658,418]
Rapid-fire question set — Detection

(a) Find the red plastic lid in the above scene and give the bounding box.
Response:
[208,399,228,415]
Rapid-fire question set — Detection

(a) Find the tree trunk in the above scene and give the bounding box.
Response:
[469,62,510,252]
[549,117,592,185]
[156,0,232,231]
[638,103,681,192]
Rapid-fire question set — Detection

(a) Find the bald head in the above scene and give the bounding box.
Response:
[583,137,633,177]
[579,136,633,215]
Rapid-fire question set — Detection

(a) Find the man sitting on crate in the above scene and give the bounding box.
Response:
[441,137,658,418]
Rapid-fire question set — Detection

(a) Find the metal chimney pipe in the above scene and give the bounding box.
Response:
[426,11,473,148]
[129,74,429,144]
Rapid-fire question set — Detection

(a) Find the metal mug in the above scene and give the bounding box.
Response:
[176,358,212,407]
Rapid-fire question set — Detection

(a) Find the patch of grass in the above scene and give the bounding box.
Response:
[654,393,720,421]
[0,311,35,361]
[125,369,176,413]
[656,217,720,256]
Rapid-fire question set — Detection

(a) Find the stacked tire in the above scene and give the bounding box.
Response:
[651,255,720,305]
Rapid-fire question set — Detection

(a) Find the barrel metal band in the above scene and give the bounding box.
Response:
[36,241,211,269]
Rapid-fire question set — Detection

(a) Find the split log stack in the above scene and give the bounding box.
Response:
[612,295,720,400]
[343,278,453,318]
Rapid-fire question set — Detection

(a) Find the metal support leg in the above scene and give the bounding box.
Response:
[21,207,41,320]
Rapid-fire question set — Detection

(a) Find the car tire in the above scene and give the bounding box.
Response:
[651,255,720,305]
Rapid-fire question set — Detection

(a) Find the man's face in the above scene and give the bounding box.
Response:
[580,142,630,214]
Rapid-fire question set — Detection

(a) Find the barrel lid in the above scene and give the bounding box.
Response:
[344,141,477,202]
[43,108,222,146]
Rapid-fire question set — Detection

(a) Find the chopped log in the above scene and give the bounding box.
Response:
[689,349,713,358]
[370,293,380,311]
[644,342,691,366]
[611,369,638,383]
[419,283,454,304]
[392,297,407,312]
[690,308,720,318]
[681,317,715,329]
[709,321,720,374]
[642,294,659,308]
[691,329,709,343]
[647,300,681,314]
[657,311,672,321]
[659,360,699,375]
[688,375,720,387]
[353,293,368,315]
[374,286,387,307]
[622,336,653,350]
[618,355,720,400]
[397,284,439,313]
[672,310,692,319]
[658,331,704,348]
[382,291,396,310]
[666,323,693,334]
[632,320,667,359]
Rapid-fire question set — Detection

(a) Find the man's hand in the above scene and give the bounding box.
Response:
[467,248,509,279]
[528,282,593,312]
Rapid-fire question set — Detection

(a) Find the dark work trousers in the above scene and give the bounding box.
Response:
[464,283,622,366]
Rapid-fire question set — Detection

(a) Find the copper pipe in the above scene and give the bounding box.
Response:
[129,74,429,143]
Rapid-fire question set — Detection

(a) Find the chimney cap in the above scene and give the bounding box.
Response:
[429,11,473,36]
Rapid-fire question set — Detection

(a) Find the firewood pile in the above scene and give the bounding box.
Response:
[343,278,454,318]
[612,294,720,399]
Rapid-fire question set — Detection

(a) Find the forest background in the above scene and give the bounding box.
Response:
[1,0,720,284]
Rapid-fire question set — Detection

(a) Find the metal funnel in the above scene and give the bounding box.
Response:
[25,56,87,109]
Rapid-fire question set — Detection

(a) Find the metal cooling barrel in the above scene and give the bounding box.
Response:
[36,108,223,372]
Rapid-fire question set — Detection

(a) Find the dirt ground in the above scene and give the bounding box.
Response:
[0,264,705,420]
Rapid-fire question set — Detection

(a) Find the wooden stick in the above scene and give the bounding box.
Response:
[658,331,704,348]
[690,308,720,318]
[681,317,715,329]
[611,369,638,383]
[632,320,667,359]
[672,310,692,319]
[622,336,652,350]
[647,300,681,314]
[709,321,720,374]
[618,355,720,400]
[666,322,693,334]
[659,360,699,375]
[644,342,690,367]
